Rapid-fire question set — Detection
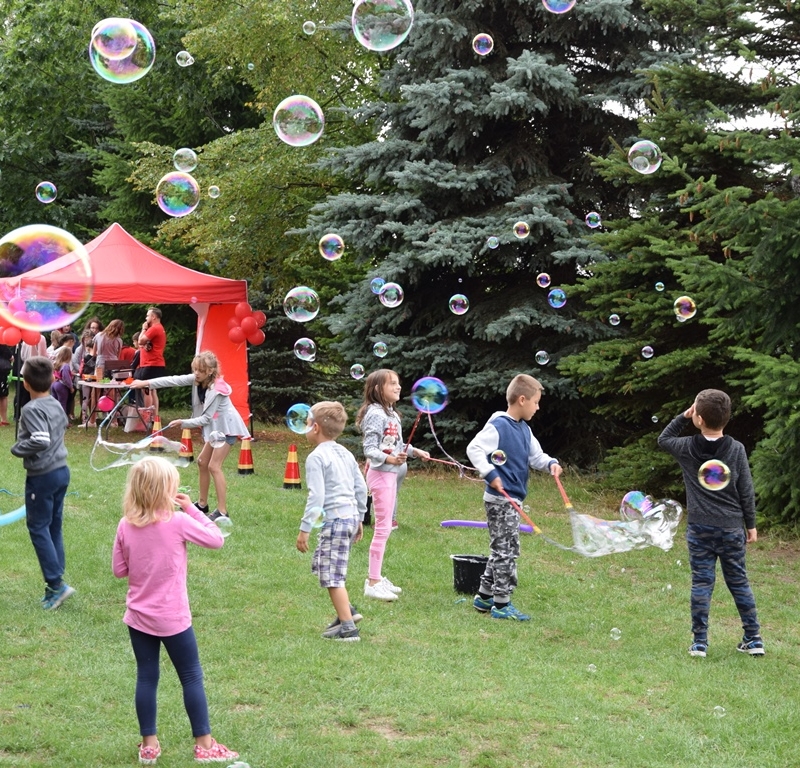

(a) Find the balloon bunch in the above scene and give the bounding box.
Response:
[227,301,266,346]
[0,298,45,346]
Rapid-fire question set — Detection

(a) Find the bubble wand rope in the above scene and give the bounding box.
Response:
[499,487,575,552]
[426,413,483,482]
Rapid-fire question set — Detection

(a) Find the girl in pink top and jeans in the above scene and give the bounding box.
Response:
[112,457,239,765]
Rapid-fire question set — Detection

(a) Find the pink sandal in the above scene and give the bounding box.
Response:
[193,738,239,763]
[138,742,161,765]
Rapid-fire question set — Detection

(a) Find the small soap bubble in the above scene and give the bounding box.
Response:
[373,341,388,358]
[303,21,317,35]
[283,286,320,322]
[214,516,233,539]
[655,281,665,292]
[472,33,494,56]
[698,459,731,491]
[673,295,697,320]
[535,350,550,366]
[713,706,726,718]
[229,215,237,223]
[641,345,654,359]
[587,664,597,673]
[350,363,365,380]
[286,403,313,434]
[585,211,602,229]
[610,627,622,641]
[208,185,220,199]
[536,273,551,289]
[273,95,325,147]
[91,18,138,60]
[247,62,255,71]
[378,282,404,308]
[513,221,530,239]
[449,294,469,315]
[621,568,626,573]
[309,506,326,529]
[370,277,386,294]
[35,181,57,204]
[548,288,567,309]
[176,50,194,67]
[351,0,414,52]
[651,415,659,423]
[666,583,672,590]
[676,560,682,566]
[491,450,507,466]
[294,337,316,362]
[89,19,155,84]
[411,376,449,414]
[609,313,620,326]
[318,233,345,261]
[156,172,200,217]
[628,140,663,175]
[173,148,198,173]
[486,236,500,249]
[542,0,576,13]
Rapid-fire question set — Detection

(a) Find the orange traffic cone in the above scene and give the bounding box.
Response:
[237,437,255,475]
[179,428,194,462]
[283,443,301,489]
[149,414,164,452]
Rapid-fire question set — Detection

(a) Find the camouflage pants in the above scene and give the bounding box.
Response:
[686,523,760,642]
[479,498,520,601]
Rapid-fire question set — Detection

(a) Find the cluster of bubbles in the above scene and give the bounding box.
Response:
[284,286,320,322]
[318,233,345,261]
[449,294,469,315]
[352,0,414,52]
[176,50,194,67]
[35,181,57,204]
[156,172,200,217]
[294,337,316,361]
[273,95,325,147]
[286,403,313,434]
[89,18,156,84]
[547,288,567,309]
[410,376,449,414]
[698,459,731,491]
[472,34,494,56]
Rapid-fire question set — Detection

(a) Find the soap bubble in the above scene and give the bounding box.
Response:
[175,50,194,67]
[215,515,233,538]
[547,288,567,309]
[542,0,576,13]
[486,236,500,249]
[309,506,326,529]
[587,664,597,673]
[370,277,386,294]
[173,148,198,173]
[673,295,697,320]
[449,294,469,315]
[585,211,602,229]
[535,350,550,366]
[609,313,620,326]
[352,0,414,52]
[411,376,448,414]
[651,415,659,423]
[513,221,530,239]
[373,341,388,358]
[491,449,507,466]
[536,273,551,289]
[283,286,320,322]
[610,627,622,641]
[156,172,200,217]
[713,706,726,718]
[620,491,654,520]
[91,18,138,60]
[628,140,663,175]
[273,95,325,147]
[472,33,494,56]
[0,224,93,331]
[350,363,365,380]
[209,430,227,449]
[698,459,731,491]
[286,403,313,434]
[318,233,345,261]
[208,185,220,198]
[641,345,654,359]
[378,282,404,308]
[89,19,155,84]
[35,181,57,204]
[294,337,316,361]
[247,62,255,71]
[303,21,317,35]
[655,281,665,292]
[229,215,236,223]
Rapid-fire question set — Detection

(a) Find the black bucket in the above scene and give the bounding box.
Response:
[451,554,489,594]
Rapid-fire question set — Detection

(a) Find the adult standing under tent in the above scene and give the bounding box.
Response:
[134,308,167,417]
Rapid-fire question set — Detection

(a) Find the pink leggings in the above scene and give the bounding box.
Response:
[367,467,401,581]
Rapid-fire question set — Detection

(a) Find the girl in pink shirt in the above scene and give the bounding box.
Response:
[112,456,239,765]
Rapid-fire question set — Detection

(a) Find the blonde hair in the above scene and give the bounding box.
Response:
[53,346,72,367]
[122,457,179,527]
[311,401,347,439]
[506,374,543,405]
[192,351,220,386]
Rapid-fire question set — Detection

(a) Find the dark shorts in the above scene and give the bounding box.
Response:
[0,372,9,398]
[134,366,167,381]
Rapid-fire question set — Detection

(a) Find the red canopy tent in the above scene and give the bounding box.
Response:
[1,223,251,421]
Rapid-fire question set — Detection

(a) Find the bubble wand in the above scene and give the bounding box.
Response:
[553,474,577,516]
[498,488,574,552]
[403,411,423,452]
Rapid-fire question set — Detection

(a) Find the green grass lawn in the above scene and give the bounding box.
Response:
[1,415,799,767]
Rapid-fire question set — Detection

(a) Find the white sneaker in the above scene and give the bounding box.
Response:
[364,578,399,601]
[381,576,402,594]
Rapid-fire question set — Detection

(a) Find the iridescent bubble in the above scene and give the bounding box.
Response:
[208,185,221,199]
[587,664,597,673]
[173,148,198,173]
[373,341,388,358]
[273,95,325,147]
[411,376,448,414]
[486,236,500,249]
[713,706,726,718]
[175,50,194,67]
[610,627,622,641]
[303,21,317,35]
[535,350,550,366]
[209,430,227,449]
[35,181,57,204]
[229,215,236,223]
[673,295,697,320]
[472,33,494,56]
[351,0,414,52]
[283,286,320,322]
[247,62,255,71]
[0,224,93,332]
[449,294,469,316]
[651,415,659,423]
[609,313,620,326]
[88,19,155,84]
[547,288,567,309]
[294,337,317,361]
[318,233,345,261]
[91,18,138,60]
[370,277,386,295]
[655,282,665,292]
[156,172,200,217]
[641,345,654,359]
[491,449,507,466]
[286,403,313,434]
[585,211,602,229]
[698,459,731,491]
[513,221,530,239]
[309,506,326,529]
[536,273,551,289]
[628,140,663,175]
[215,515,233,537]
[542,0,576,13]
[350,363,365,380]
[378,282,404,308]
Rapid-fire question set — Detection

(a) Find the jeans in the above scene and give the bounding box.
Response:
[128,625,210,738]
[25,466,70,590]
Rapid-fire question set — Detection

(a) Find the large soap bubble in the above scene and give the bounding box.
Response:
[273,95,325,147]
[352,0,414,52]
[173,148,198,173]
[0,224,93,331]
[542,0,576,12]
[472,34,494,56]
[547,288,567,309]
[283,286,320,322]
[698,460,731,491]
[286,403,313,434]
[89,19,155,84]
[378,282,404,308]
[156,172,200,217]
[449,294,469,316]
[318,233,345,261]
[411,376,448,414]
[91,18,138,60]
[627,140,663,175]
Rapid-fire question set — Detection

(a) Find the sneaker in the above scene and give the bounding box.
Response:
[194,501,210,515]
[42,584,75,610]
[322,624,361,641]
[324,605,363,632]
[193,739,239,763]
[737,635,765,656]
[391,519,399,530]
[473,595,494,613]
[689,641,708,658]
[364,579,399,601]
[138,742,161,765]
[380,576,402,594]
[208,510,225,522]
[490,602,530,621]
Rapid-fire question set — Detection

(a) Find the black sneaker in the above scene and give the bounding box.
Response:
[209,510,226,522]
[322,624,360,642]
[194,501,210,515]
[736,636,765,656]
[324,605,363,632]
[688,641,708,658]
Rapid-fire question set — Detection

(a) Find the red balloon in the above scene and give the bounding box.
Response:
[240,316,258,335]
[252,310,267,328]
[246,329,266,346]
[2,326,22,346]
[7,297,26,314]
[235,302,252,320]
[228,326,246,344]
[227,316,240,330]
[21,329,42,346]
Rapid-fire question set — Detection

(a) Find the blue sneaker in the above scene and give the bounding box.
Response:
[688,641,708,658]
[490,603,530,621]
[736,636,765,656]
[42,583,75,610]
[473,595,494,613]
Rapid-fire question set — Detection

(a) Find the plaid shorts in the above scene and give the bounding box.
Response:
[312,516,359,588]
